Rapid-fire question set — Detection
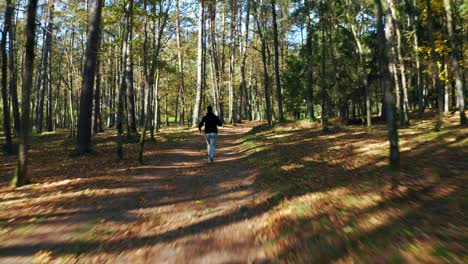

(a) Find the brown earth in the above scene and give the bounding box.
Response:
[0,124,272,263]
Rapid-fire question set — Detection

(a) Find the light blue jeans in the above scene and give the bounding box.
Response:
[205,133,218,159]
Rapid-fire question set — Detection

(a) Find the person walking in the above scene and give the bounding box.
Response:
[198,106,223,162]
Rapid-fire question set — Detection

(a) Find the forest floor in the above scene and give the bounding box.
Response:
[0,111,467,263]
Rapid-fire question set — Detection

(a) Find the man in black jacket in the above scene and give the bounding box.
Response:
[198,106,223,162]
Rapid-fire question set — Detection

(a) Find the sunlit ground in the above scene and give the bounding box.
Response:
[0,112,466,263]
[241,111,467,263]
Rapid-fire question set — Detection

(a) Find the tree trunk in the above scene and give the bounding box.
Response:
[76,0,102,154]
[154,70,160,133]
[92,51,103,134]
[192,0,205,126]
[405,0,424,116]
[176,0,186,127]
[320,0,328,132]
[349,12,371,127]
[378,0,400,171]
[389,0,410,126]
[305,0,315,121]
[36,0,55,134]
[445,61,451,112]
[237,0,250,123]
[8,0,20,137]
[443,0,466,125]
[426,0,444,131]
[139,64,155,164]
[46,52,53,131]
[67,50,76,137]
[124,0,137,134]
[208,3,222,116]
[255,5,272,126]
[228,0,236,124]
[117,67,126,159]
[271,0,284,121]
[1,0,14,154]
[13,0,38,187]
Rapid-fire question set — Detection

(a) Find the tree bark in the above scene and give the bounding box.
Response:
[192,0,205,126]
[255,3,272,126]
[378,0,400,171]
[305,0,315,121]
[36,0,55,134]
[237,0,250,123]
[8,0,20,136]
[13,0,38,187]
[349,9,371,127]
[124,0,137,134]
[139,0,170,161]
[271,0,284,121]
[426,0,444,131]
[443,0,466,125]
[208,3,222,116]
[1,0,14,154]
[76,0,102,153]
[320,0,328,132]
[92,50,103,134]
[228,0,236,124]
[389,0,410,126]
[405,0,424,116]
[176,0,186,126]
[46,50,53,131]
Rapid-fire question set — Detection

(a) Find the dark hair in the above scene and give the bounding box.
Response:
[207,105,213,113]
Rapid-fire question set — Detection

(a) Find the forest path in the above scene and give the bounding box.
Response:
[0,124,271,263]
[128,123,270,263]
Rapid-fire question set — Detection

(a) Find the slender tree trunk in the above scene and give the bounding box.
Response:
[117,4,130,158]
[350,15,371,127]
[208,3,222,116]
[255,5,272,126]
[92,52,103,134]
[139,65,155,164]
[426,0,444,131]
[117,67,126,159]
[305,0,315,121]
[443,0,466,125]
[378,0,400,172]
[67,51,76,137]
[320,0,328,132]
[154,70,160,133]
[46,52,53,131]
[8,0,20,136]
[124,0,137,133]
[406,0,424,116]
[1,0,14,154]
[139,71,146,127]
[176,0,186,127]
[76,0,102,153]
[192,0,205,126]
[271,0,284,121]
[33,37,45,124]
[36,0,55,134]
[443,61,450,113]
[13,0,38,187]
[228,0,236,124]
[237,0,250,123]
[389,0,410,126]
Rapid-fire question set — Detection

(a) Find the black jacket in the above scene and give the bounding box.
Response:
[198,113,222,134]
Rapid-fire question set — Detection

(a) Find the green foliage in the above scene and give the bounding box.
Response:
[283,54,306,117]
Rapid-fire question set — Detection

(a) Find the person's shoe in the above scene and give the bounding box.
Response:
[209,157,214,163]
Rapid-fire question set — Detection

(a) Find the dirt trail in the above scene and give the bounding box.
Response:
[130,124,270,263]
[0,124,271,263]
